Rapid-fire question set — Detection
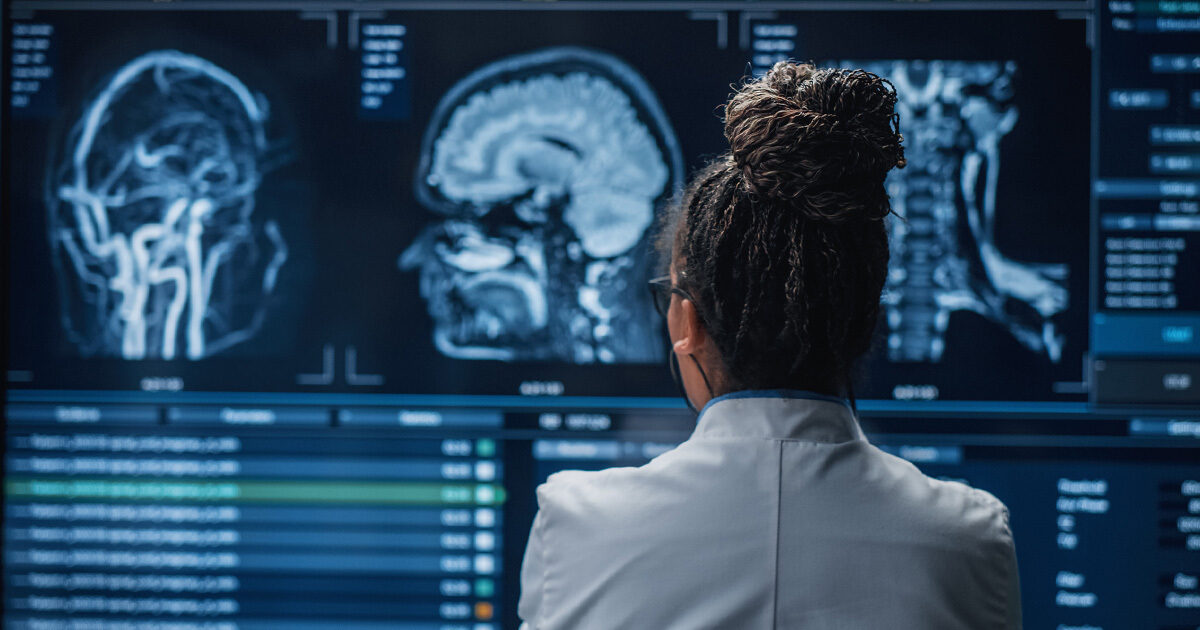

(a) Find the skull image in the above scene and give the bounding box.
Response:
[834,60,1070,363]
[401,47,683,363]
[48,50,288,360]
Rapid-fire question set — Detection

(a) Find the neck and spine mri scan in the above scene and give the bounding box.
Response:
[841,60,1071,364]
[400,47,684,364]
[47,50,288,360]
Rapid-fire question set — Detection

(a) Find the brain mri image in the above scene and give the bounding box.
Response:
[47,50,289,360]
[836,60,1070,364]
[400,47,684,364]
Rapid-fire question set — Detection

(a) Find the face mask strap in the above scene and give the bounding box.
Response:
[668,350,699,414]
[654,277,716,416]
[688,353,715,401]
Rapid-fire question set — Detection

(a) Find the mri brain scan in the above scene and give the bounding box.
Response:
[401,47,683,364]
[837,60,1070,363]
[47,50,288,360]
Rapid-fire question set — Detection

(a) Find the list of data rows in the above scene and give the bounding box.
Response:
[5,431,504,630]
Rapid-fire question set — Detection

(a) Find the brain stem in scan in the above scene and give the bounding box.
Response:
[842,60,1070,363]
[48,50,288,360]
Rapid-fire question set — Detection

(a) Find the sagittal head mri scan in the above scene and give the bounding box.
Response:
[47,50,288,360]
[836,60,1070,364]
[401,47,684,364]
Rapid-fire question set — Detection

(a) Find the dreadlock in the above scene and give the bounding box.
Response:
[669,61,906,396]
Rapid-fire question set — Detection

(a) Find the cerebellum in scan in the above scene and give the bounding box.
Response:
[400,47,684,364]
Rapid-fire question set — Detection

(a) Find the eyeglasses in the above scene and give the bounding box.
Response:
[648,275,695,319]
[648,275,713,413]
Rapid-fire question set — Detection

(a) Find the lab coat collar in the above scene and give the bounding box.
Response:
[693,390,865,443]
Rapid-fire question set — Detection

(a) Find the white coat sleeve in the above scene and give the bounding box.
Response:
[518,507,548,630]
[1004,540,1022,629]
[1000,506,1023,630]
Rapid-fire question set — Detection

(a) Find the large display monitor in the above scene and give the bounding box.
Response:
[4,1,1198,629]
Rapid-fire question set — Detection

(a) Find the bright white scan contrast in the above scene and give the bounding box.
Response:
[401,48,682,364]
[48,50,288,360]
[834,60,1070,364]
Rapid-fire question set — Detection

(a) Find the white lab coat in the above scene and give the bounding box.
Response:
[519,391,1021,629]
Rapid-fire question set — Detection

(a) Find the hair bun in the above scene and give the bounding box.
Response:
[724,62,906,223]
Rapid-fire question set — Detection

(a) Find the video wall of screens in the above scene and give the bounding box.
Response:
[5,4,1095,404]
[5,2,1200,630]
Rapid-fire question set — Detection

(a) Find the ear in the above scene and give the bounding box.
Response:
[671,298,707,355]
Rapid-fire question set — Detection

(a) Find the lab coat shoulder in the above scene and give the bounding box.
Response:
[522,442,778,629]
[862,444,1015,558]
[798,444,1021,629]
[519,465,667,629]
[519,465,668,630]
[534,437,749,526]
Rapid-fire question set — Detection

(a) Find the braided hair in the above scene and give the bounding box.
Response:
[669,62,906,396]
